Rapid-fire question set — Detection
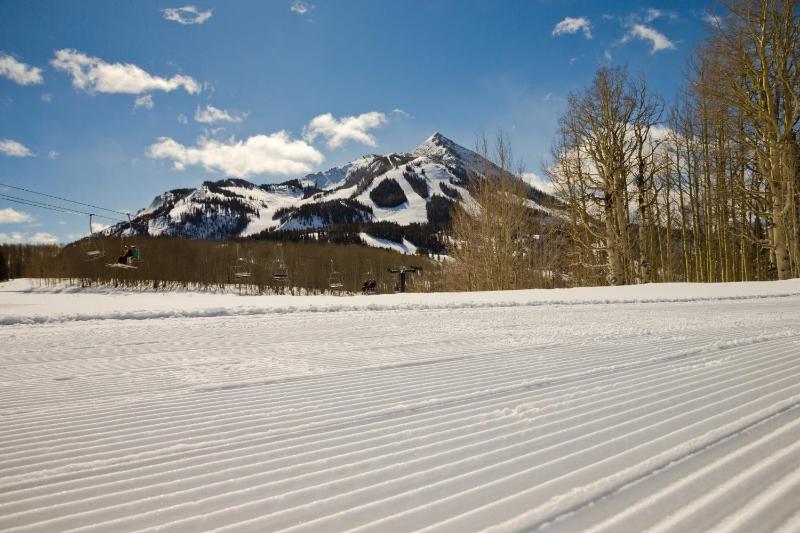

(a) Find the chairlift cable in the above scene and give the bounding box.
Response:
[0,193,126,222]
[0,194,79,215]
[0,181,131,217]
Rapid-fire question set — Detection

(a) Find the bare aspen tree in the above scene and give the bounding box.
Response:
[630,76,666,283]
[446,132,538,291]
[717,0,800,279]
[549,66,664,285]
[548,127,609,285]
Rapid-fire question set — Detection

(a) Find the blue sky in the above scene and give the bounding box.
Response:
[0,0,715,244]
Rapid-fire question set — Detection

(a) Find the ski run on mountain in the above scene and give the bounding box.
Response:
[2,279,800,532]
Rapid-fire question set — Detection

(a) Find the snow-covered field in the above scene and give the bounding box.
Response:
[2,279,800,532]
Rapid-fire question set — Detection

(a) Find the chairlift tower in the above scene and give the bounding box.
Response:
[388,265,422,293]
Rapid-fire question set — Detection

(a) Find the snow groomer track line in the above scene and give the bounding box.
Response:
[1,279,800,532]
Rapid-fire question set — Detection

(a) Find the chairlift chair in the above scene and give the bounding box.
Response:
[329,260,344,290]
[82,214,105,261]
[361,262,378,295]
[126,215,143,263]
[271,258,289,282]
[105,214,144,269]
[271,244,289,283]
[119,214,143,265]
[232,258,253,279]
[232,245,255,279]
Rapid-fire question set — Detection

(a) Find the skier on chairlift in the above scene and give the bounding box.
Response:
[362,278,377,294]
[117,245,133,265]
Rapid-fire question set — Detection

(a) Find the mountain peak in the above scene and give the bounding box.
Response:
[417,131,456,150]
[412,131,465,158]
[411,132,489,177]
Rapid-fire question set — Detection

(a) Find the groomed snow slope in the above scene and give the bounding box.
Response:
[1,279,800,532]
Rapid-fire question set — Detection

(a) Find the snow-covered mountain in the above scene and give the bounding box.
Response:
[111,133,554,248]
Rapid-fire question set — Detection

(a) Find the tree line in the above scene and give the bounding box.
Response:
[0,238,434,294]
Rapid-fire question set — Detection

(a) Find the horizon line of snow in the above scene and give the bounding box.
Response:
[3,291,800,326]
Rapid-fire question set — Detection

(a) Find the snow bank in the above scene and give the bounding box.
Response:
[2,278,799,326]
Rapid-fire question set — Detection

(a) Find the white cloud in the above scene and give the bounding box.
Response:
[649,124,674,142]
[644,8,662,22]
[290,1,312,15]
[627,8,677,25]
[177,113,188,124]
[391,108,409,117]
[51,49,201,95]
[29,232,59,244]
[41,93,53,103]
[0,53,43,85]
[552,17,592,39]
[304,111,388,149]
[0,139,33,157]
[146,131,325,178]
[0,231,58,244]
[543,92,565,102]
[0,232,22,243]
[194,104,246,124]
[203,126,226,137]
[48,150,59,159]
[623,24,676,53]
[0,208,33,223]
[703,12,722,26]
[521,172,555,195]
[162,5,212,25]
[91,222,109,233]
[134,94,154,110]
